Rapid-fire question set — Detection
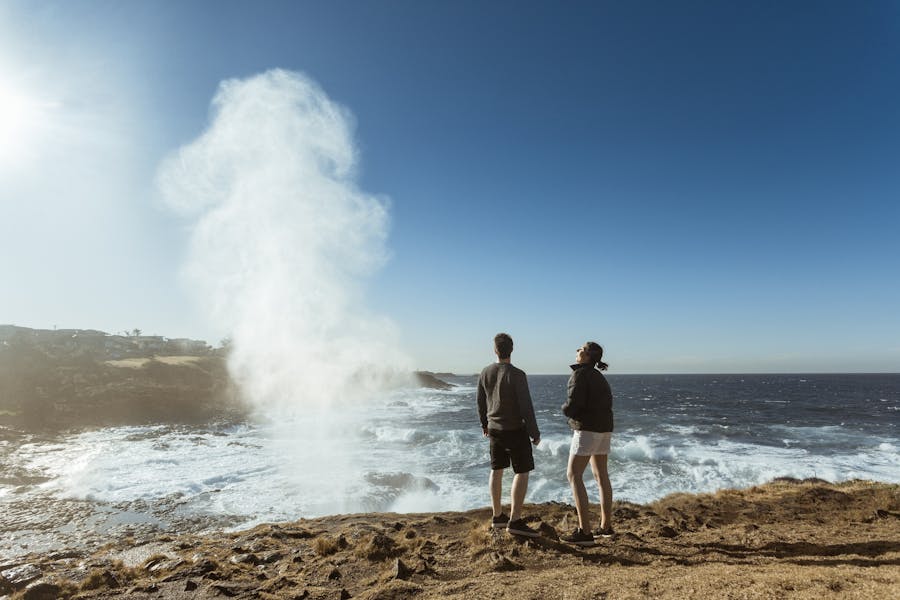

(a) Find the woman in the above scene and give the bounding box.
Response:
[560,341,614,546]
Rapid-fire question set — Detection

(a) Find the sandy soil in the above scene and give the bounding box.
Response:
[2,478,898,599]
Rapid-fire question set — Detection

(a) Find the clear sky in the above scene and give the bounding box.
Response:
[1,1,898,374]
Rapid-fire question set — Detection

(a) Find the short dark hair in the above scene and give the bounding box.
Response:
[494,333,513,359]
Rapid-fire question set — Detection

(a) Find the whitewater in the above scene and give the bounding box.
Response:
[8,373,899,533]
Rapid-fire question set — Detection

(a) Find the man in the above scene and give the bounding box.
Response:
[477,332,541,537]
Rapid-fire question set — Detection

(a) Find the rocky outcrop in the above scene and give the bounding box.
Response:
[4,480,899,599]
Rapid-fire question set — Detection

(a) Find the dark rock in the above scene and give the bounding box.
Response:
[229,553,259,565]
[97,570,122,589]
[46,550,82,561]
[393,558,411,580]
[359,532,399,560]
[328,567,342,580]
[0,564,41,589]
[489,552,524,572]
[185,579,198,591]
[22,582,61,600]
[183,558,218,577]
[340,589,352,600]
[211,582,248,596]
[260,550,284,564]
[414,559,434,575]
[657,526,678,538]
[413,371,453,390]
[537,522,559,541]
[613,507,639,520]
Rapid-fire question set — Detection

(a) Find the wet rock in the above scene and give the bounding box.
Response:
[22,582,61,600]
[0,564,41,589]
[393,558,411,580]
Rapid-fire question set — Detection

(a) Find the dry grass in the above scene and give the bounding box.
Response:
[13,480,900,600]
[465,522,494,556]
[313,535,340,556]
[79,561,141,591]
[105,355,203,369]
[353,532,402,561]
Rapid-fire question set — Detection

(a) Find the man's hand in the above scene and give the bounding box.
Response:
[482,427,489,437]
[532,436,541,446]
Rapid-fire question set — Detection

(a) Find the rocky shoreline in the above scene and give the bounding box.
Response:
[2,479,898,599]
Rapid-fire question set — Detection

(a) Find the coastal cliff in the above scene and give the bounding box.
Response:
[0,326,454,431]
[1,478,898,599]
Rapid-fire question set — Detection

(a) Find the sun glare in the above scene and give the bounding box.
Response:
[0,81,41,164]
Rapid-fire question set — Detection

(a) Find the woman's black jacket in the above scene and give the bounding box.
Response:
[561,363,614,433]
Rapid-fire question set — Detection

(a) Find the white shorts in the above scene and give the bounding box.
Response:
[570,430,612,456]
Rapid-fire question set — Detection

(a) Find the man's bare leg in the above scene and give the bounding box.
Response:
[489,468,504,517]
[509,472,529,521]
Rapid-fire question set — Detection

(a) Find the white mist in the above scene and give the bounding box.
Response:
[157,69,412,514]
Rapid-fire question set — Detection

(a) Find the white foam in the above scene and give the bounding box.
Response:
[11,383,900,521]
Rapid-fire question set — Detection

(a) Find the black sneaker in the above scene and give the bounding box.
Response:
[592,526,615,538]
[506,518,540,538]
[561,528,595,547]
[490,513,510,529]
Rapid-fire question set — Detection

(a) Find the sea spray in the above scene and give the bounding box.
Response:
[156,69,411,512]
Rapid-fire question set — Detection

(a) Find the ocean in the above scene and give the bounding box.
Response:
[5,374,899,532]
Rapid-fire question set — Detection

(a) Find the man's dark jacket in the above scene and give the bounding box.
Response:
[477,362,540,441]
[561,363,613,433]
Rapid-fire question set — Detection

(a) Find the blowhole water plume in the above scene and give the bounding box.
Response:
[157,69,411,415]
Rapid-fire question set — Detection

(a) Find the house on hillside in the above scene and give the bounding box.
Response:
[165,338,211,355]
[134,336,166,354]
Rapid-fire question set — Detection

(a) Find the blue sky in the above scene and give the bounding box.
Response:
[1,1,898,373]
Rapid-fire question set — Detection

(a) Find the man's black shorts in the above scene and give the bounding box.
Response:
[488,428,534,473]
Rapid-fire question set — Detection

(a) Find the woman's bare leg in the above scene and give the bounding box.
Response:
[567,454,592,531]
[590,454,612,530]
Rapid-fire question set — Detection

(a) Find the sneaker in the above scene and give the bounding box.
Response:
[592,526,615,538]
[490,513,510,529]
[506,518,541,538]
[561,528,595,547]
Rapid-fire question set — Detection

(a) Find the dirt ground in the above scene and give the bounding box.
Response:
[2,479,898,599]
